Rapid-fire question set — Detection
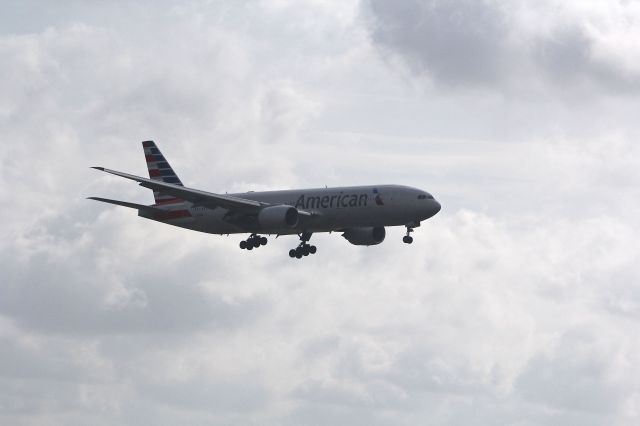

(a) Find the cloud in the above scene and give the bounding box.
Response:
[1,0,639,425]
[364,0,640,94]
[0,204,269,336]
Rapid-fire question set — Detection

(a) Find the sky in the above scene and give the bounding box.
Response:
[1,0,639,424]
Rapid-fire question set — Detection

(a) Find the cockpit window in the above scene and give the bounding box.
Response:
[417,194,433,200]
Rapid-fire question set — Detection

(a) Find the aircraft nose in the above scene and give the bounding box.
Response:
[432,200,441,216]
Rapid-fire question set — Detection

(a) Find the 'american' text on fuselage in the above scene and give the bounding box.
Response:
[295,193,369,210]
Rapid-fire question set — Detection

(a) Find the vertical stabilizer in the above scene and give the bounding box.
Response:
[141,140,185,205]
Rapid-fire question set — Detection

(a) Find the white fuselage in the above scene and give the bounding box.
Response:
[142,184,441,235]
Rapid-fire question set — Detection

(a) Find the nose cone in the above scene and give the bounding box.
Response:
[420,199,440,220]
[431,199,441,217]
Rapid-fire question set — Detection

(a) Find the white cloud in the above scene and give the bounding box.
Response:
[1,0,639,425]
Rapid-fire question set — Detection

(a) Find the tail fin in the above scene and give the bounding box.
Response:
[142,140,185,205]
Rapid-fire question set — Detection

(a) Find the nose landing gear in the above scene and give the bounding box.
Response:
[289,232,317,259]
[240,234,268,250]
[403,222,419,244]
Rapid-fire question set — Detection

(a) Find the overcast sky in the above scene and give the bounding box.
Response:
[1,0,639,425]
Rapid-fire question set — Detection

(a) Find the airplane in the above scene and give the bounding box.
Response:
[89,141,441,259]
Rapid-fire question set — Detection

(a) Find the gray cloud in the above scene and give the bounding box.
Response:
[367,0,509,87]
[0,209,268,335]
[140,376,270,414]
[365,0,640,94]
[1,0,639,425]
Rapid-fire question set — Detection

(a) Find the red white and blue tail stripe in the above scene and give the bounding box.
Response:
[142,140,186,206]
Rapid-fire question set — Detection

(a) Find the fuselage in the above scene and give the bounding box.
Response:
[144,184,441,235]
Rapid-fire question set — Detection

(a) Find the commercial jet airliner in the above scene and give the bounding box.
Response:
[89,141,441,259]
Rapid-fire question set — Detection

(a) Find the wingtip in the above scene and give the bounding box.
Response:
[91,166,105,171]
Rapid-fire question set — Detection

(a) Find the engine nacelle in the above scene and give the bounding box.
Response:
[342,227,386,246]
[258,205,299,229]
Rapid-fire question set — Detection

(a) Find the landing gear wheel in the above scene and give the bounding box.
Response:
[404,223,418,244]
[289,232,316,258]
[241,234,267,251]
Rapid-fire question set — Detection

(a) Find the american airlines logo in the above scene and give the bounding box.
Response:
[294,189,383,210]
[295,193,369,209]
[373,188,384,206]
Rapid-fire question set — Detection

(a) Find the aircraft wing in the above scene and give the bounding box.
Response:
[89,167,313,216]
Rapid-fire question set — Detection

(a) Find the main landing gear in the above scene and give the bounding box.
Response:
[240,234,267,250]
[289,232,317,259]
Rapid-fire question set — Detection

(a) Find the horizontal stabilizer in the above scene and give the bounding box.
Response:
[90,166,265,212]
[87,197,165,215]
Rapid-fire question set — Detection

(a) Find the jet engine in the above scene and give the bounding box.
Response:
[342,226,386,246]
[258,205,299,229]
